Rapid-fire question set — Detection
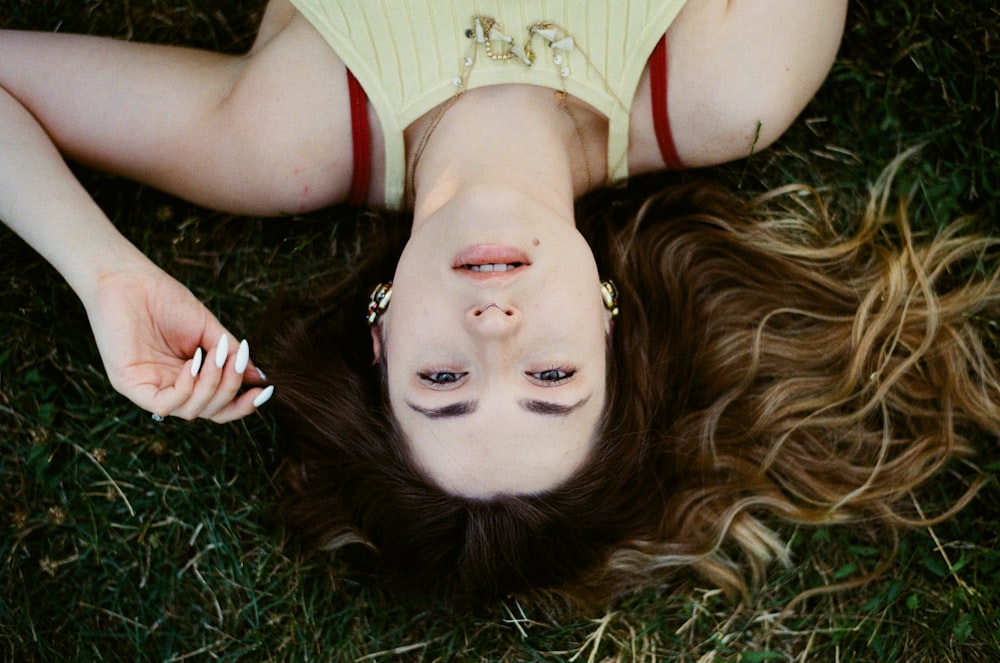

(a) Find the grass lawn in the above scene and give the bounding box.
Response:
[2,0,998,660]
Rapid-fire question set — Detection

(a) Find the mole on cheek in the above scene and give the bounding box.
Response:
[533,238,540,246]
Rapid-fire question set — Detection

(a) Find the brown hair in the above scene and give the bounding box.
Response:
[263,157,1000,607]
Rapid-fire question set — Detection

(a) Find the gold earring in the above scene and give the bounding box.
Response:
[600,280,620,317]
[366,282,393,325]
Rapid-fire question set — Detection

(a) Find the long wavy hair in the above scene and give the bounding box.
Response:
[261,156,1000,607]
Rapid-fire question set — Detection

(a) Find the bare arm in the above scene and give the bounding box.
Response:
[0,19,311,420]
[655,0,849,168]
[0,84,134,298]
[0,84,270,421]
[0,1,361,419]
[0,13,355,216]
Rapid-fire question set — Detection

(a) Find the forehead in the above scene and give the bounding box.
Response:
[393,388,605,497]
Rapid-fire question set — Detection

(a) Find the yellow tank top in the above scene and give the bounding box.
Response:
[289,0,689,207]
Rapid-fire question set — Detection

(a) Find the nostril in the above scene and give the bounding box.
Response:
[473,303,517,318]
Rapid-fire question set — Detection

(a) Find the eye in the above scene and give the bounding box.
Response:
[418,371,468,387]
[529,367,577,385]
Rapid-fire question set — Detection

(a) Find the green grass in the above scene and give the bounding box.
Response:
[2,0,999,660]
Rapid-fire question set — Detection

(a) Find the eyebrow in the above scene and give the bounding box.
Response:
[519,396,591,415]
[406,396,591,420]
[406,400,478,419]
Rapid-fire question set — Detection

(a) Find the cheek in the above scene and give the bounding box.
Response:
[390,299,448,339]
[546,290,607,334]
[381,295,462,371]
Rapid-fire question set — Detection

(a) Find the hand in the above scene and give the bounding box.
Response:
[80,257,272,423]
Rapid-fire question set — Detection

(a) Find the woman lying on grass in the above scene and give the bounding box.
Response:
[4,0,998,606]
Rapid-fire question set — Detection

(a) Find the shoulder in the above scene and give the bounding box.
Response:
[631,0,848,172]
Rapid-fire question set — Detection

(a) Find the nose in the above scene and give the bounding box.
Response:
[466,303,520,336]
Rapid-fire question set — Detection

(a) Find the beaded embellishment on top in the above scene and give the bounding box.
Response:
[458,16,578,84]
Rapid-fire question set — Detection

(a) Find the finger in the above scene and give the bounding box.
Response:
[208,385,275,424]
[199,338,253,419]
[171,332,229,420]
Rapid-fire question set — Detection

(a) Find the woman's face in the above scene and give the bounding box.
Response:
[377,190,611,497]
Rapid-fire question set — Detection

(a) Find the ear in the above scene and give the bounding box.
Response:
[370,323,383,365]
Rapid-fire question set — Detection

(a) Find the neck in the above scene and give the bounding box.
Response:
[407,85,605,228]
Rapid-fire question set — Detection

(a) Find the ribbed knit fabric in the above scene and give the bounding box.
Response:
[290,0,689,207]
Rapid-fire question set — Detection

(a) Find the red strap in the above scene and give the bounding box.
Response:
[346,69,371,206]
[650,35,683,170]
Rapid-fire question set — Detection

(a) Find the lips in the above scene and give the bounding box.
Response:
[452,244,531,268]
[453,244,531,281]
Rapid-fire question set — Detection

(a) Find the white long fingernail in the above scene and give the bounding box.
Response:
[235,339,250,374]
[256,367,267,381]
[253,385,275,408]
[190,347,203,377]
[215,333,229,369]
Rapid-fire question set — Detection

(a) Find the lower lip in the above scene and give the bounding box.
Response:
[452,244,532,269]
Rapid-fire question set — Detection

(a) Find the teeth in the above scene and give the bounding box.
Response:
[467,263,517,272]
